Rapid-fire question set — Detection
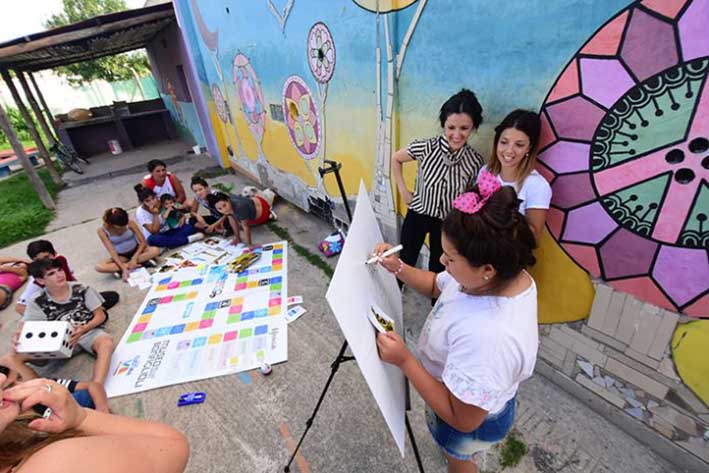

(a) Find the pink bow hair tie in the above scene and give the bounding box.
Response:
[452,169,501,214]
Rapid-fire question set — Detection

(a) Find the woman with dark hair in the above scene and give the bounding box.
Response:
[142,159,187,204]
[392,89,485,279]
[206,191,272,246]
[0,375,189,473]
[188,176,223,233]
[481,109,551,239]
[95,207,160,280]
[373,172,538,473]
[133,185,203,249]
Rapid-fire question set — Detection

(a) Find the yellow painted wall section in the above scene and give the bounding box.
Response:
[529,229,595,324]
[206,101,231,168]
[262,122,317,187]
[672,320,709,405]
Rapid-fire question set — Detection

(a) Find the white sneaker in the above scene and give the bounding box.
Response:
[188,232,205,243]
[269,210,278,221]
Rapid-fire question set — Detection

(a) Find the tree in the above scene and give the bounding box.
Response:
[44,0,151,86]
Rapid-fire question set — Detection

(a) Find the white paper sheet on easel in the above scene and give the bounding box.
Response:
[326,181,407,457]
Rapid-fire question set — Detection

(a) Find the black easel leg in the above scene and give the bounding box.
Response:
[406,413,426,473]
[284,341,353,472]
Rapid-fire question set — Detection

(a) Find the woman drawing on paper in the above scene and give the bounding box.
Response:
[0,375,189,473]
[373,172,538,473]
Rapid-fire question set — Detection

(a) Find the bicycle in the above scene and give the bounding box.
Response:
[50,142,89,174]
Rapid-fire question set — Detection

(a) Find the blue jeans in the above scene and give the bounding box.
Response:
[426,396,516,460]
[147,224,196,248]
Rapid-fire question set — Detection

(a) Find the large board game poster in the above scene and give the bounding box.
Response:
[105,242,288,397]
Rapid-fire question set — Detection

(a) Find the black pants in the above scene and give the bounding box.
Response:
[399,209,445,275]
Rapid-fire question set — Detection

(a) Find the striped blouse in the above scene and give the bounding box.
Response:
[407,136,484,219]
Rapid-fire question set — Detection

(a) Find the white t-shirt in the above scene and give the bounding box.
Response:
[418,271,539,414]
[478,165,552,215]
[135,206,167,239]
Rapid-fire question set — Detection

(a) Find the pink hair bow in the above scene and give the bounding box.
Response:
[452,169,501,214]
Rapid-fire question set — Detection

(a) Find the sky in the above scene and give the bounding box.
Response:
[0,0,146,43]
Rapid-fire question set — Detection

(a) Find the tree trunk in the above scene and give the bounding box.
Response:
[0,101,55,210]
[0,69,63,186]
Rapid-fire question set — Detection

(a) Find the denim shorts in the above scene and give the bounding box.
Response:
[425,396,516,461]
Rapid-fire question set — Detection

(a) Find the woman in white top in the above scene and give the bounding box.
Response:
[374,175,538,473]
[479,109,552,239]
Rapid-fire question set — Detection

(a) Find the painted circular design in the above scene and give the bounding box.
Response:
[537,0,708,316]
[307,22,336,84]
[233,53,266,143]
[352,0,418,13]
[211,84,227,124]
[282,75,320,160]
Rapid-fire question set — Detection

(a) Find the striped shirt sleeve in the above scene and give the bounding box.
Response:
[406,139,432,161]
[52,378,79,393]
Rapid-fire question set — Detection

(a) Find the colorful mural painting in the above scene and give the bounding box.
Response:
[537,0,708,317]
[169,0,706,321]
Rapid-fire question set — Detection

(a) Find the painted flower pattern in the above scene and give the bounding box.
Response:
[307,22,336,84]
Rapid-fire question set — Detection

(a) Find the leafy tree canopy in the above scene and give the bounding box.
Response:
[43,0,151,86]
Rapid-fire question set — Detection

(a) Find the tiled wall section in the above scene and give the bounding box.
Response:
[539,282,709,465]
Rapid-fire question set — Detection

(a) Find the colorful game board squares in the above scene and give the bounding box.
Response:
[208,334,222,345]
[269,306,281,315]
[142,304,157,315]
[269,298,281,307]
[156,327,172,337]
[259,267,271,273]
[179,281,191,288]
[192,337,207,348]
[258,279,269,287]
[156,285,169,292]
[254,325,268,336]
[247,281,258,289]
[185,321,200,332]
[270,283,282,290]
[142,329,158,340]
[173,293,187,302]
[255,309,268,318]
[170,324,186,334]
[272,258,283,265]
[205,302,219,311]
[202,310,216,320]
[199,319,214,329]
[186,291,198,300]
[235,283,247,291]
[138,314,151,323]
[270,291,281,298]
[158,277,171,285]
[177,340,191,351]
[224,331,238,342]
[239,328,253,338]
[240,311,254,321]
[231,297,244,305]
[127,333,142,343]
[192,278,203,285]
[229,356,239,365]
[228,305,242,314]
[270,276,282,283]
[132,323,148,333]
[227,314,241,324]
[160,296,174,304]
[168,282,180,289]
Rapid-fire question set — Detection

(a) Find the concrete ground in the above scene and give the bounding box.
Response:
[0,149,681,473]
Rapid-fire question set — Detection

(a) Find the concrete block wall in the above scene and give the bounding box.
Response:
[538,282,709,467]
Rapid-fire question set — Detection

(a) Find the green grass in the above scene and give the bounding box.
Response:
[500,433,528,469]
[0,169,59,248]
[267,222,334,280]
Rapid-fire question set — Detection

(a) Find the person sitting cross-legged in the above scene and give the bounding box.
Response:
[6,258,114,385]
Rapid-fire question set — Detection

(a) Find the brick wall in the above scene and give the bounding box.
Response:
[538,282,709,468]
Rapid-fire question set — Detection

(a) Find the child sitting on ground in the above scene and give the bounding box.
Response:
[160,194,187,230]
[7,258,115,384]
[0,355,109,412]
[16,240,119,315]
[206,191,274,247]
[0,256,29,311]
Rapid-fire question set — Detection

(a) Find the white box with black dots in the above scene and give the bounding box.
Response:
[16,321,73,359]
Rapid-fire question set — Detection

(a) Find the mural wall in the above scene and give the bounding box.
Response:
[168,0,707,320]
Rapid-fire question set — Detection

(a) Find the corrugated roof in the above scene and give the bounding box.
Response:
[0,3,175,71]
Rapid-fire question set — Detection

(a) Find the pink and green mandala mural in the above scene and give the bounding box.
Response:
[538,0,708,317]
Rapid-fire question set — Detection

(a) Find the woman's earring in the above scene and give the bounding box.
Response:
[483,275,490,281]
[525,153,530,159]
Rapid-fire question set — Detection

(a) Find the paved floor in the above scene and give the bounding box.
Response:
[0,153,681,473]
